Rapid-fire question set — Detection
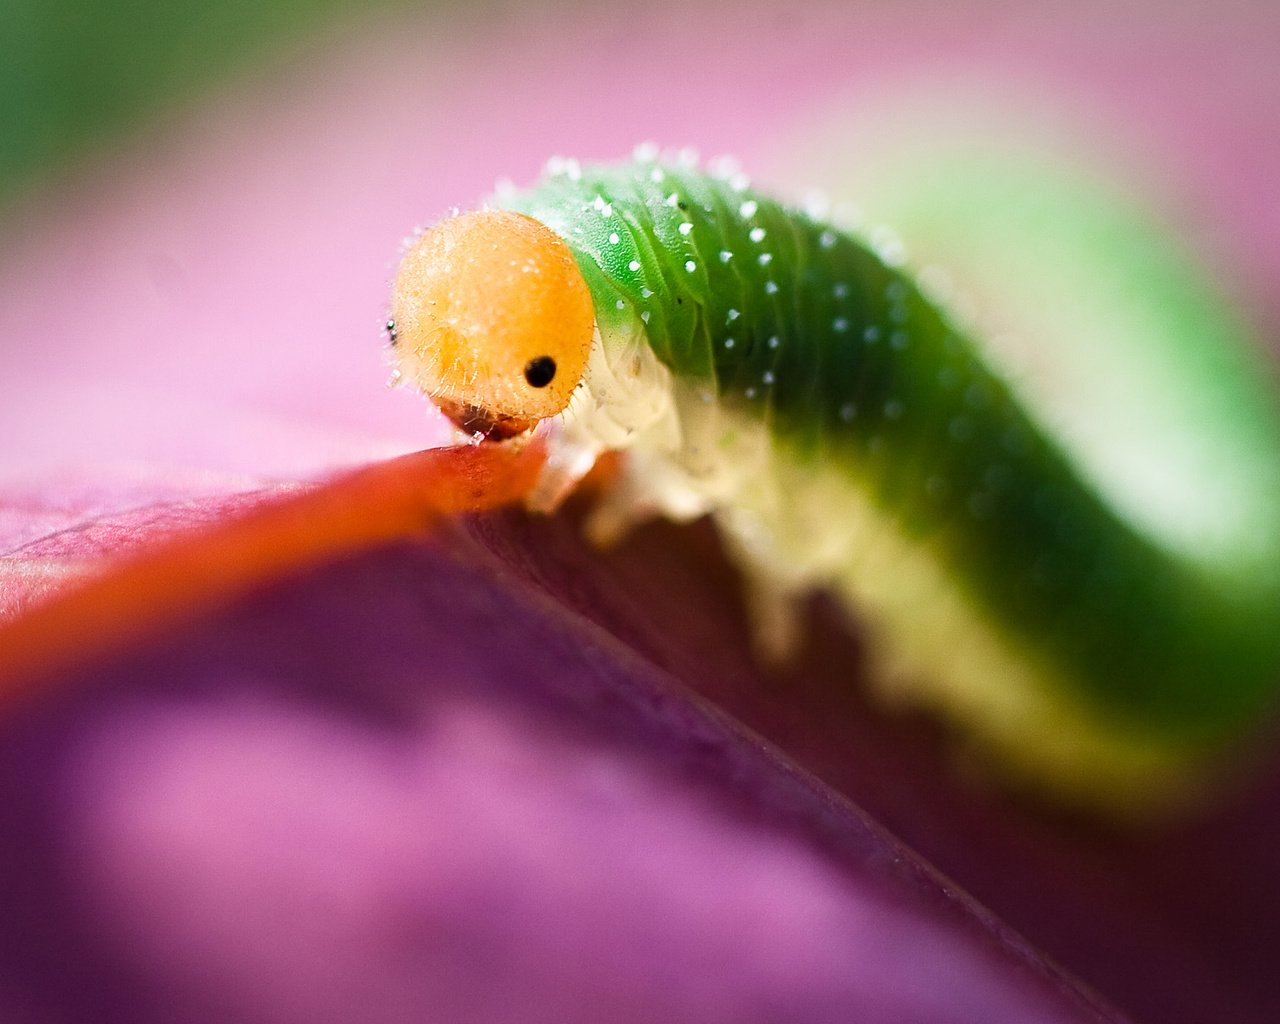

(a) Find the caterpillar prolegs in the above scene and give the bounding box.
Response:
[389,151,1280,811]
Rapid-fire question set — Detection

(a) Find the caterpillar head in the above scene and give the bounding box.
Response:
[390,209,596,440]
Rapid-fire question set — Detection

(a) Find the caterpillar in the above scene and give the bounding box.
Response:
[388,149,1280,811]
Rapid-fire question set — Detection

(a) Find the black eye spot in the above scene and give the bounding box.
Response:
[385,318,398,346]
[524,355,557,388]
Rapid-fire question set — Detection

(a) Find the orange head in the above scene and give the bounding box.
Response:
[390,209,596,439]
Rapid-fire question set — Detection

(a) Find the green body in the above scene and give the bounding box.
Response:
[505,158,1280,774]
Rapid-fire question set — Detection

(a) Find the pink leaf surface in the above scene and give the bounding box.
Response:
[0,528,1116,1023]
[3,2,1280,1022]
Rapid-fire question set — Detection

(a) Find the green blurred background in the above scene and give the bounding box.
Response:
[0,0,417,208]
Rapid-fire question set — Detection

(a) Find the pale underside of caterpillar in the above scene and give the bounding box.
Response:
[389,151,1280,812]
